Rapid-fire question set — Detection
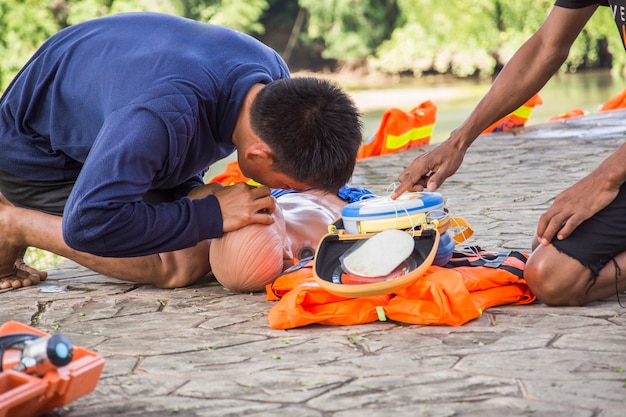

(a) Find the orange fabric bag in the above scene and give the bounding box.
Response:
[357,100,437,160]
[546,88,626,122]
[266,259,316,301]
[384,266,533,325]
[548,108,586,122]
[267,281,392,328]
[208,160,258,186]
[469,283,535,311]
[482,94,543,134]
[267,259,376,328]
[265,250,535,330]
[383,268,480,326]
[267,260,392,327]
[598,87,626,112]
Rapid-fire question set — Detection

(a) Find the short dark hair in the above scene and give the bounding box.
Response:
[249,77,362,193]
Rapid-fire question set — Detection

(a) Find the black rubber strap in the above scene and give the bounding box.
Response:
[0,333,39,372]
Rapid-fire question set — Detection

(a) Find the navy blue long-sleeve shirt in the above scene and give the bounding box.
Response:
[0,12,290,257]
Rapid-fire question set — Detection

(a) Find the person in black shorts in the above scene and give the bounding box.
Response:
[393,0,626,306]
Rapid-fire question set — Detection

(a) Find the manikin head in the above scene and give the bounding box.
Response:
[209,190,347,292]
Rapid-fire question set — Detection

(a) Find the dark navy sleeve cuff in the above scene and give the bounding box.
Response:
[194,194,224,240]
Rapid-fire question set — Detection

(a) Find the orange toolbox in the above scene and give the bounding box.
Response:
[0,321,104,417]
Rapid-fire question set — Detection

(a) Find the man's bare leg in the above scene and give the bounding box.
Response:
[525,242,626,306]
[0,195,211,289]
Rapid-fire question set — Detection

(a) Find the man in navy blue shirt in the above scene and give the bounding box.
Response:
[0,13,362,289]
[394,1,626,306]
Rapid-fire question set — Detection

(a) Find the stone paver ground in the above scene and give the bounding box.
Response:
[2,110,626,417]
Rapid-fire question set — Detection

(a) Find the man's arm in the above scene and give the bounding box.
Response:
[394,4,600,197]
[63,109,274,257]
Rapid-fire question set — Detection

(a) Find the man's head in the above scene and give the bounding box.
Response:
[245,77,362,193]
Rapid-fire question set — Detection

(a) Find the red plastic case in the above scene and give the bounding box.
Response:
[0,321,104,417]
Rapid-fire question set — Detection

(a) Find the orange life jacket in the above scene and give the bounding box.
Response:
[208,160,258,186]
[546,88,626,122]
[265,249,535,329]
[548,108,586,122]
[357,101,437,160]
[598,87,626,112]
[481,94,543,134]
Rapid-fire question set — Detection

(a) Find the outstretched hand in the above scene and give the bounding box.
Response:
[537,173,620,245]
[213,183,276,233]
[392,140,466,198]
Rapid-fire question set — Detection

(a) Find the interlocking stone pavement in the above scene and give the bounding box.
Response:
[2,110,626,417]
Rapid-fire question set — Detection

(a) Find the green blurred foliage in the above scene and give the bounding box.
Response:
[191,0,268,34]
[298,0,401,63]
[0,0,623,91]
[372,0,622,78]
[24,248,66,271]
[0,0,270,91]
[0,0,59,88]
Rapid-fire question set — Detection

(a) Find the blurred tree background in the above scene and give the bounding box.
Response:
[0,0,622,91]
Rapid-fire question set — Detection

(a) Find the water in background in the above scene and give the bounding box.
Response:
[359,70,620,144]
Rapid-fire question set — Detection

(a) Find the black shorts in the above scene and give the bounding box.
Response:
[0,169,73,215]
[0,169,179,216]
[551,182,626,278]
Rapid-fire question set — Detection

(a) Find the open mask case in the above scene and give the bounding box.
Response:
[313,192,451,298]
[313,225,440,298]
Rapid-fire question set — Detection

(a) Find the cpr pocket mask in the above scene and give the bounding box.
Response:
[313,191,473,298]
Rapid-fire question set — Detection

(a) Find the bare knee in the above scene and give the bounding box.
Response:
[152,242,211,289]
[525,246,589,306]
[151,266,204,289]
[153,270,198,289]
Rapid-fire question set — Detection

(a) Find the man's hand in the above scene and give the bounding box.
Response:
[537,173,620,245]
[213,183,276,233]
[393,139,466,198]
[187,182,225,200]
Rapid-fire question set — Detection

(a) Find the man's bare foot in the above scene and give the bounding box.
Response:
[0,195,47,289]
[16,257,48,281]
[0,266,44,289]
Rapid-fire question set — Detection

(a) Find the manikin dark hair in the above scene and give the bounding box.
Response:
[249,77,362,192]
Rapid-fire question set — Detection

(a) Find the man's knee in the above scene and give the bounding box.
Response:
[525,249,589,306]
[153,267,205,289]
[153,242,211,289]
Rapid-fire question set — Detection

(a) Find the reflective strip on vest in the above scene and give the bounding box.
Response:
[385,124,434,150]
[511,104,534,119]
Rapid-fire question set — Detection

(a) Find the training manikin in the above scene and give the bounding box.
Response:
[209,190,347,292]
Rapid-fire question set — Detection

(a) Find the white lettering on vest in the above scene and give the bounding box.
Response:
[612,4,626,22]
